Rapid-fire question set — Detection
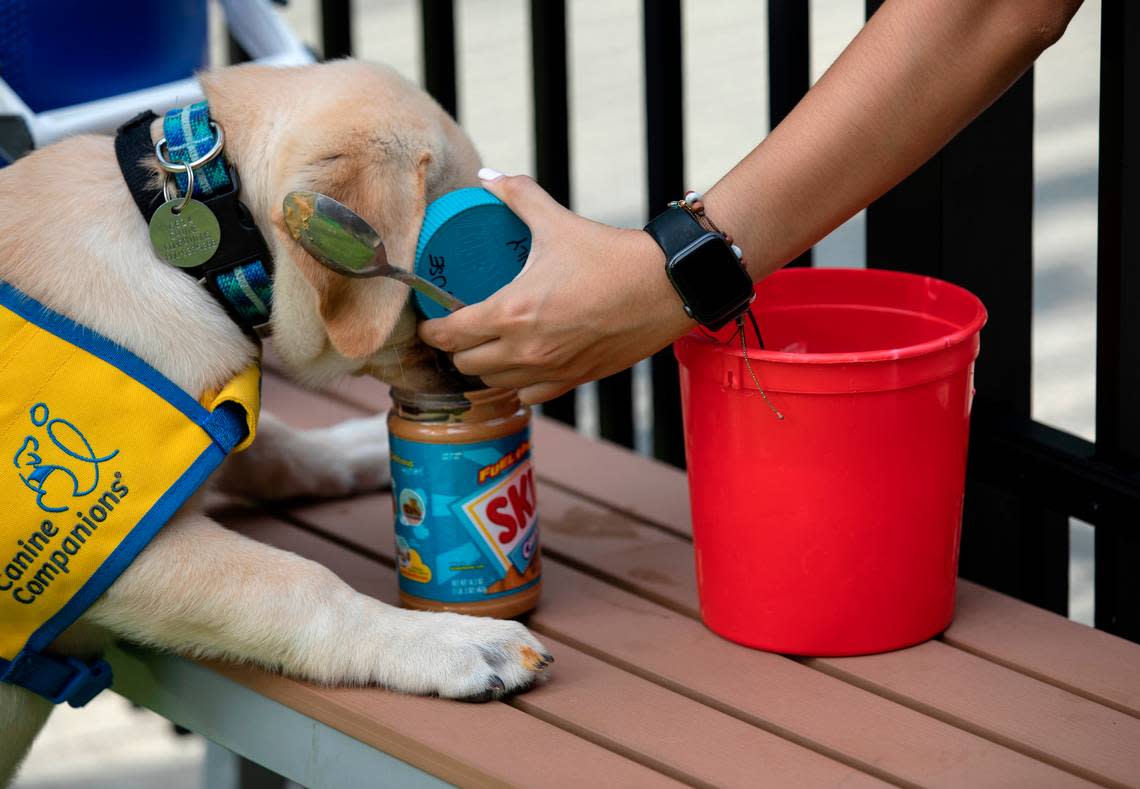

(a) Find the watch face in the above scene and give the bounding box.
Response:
[668,235,754,323]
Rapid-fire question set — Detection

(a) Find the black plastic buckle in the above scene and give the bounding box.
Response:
[185,164,274,282]
[184,163,275,336]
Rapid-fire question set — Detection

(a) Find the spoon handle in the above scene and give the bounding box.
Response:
[381,267,467,313]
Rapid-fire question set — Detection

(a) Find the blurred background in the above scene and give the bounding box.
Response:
[5,0,1100,785]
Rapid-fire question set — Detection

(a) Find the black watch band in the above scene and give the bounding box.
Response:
[645,202,708,256]
[645,204,754,330]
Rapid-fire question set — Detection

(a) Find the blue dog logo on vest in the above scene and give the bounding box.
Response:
[13,404,120,514]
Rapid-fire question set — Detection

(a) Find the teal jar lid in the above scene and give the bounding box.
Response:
[413,187,532,319]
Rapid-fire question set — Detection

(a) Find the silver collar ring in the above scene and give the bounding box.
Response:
[154,121,225,174]
[162,162,196,214]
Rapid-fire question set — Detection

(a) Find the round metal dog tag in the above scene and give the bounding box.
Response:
[148,199,221,268]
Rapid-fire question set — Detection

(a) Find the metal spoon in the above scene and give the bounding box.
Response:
[282,190,466,313]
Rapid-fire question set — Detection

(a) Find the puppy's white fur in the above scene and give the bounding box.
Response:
[0,61,549,784]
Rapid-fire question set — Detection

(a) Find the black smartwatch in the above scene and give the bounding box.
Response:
[644,203,754,330]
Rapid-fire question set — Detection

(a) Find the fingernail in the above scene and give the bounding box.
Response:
[478,167,504,181]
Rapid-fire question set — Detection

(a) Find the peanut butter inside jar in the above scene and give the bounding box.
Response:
[387,388,542,618]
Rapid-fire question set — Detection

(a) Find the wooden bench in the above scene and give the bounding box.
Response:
[108,371,1140,788]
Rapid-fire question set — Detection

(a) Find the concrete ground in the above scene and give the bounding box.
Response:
[12,1,1101,785]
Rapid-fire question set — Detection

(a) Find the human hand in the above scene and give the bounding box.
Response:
[418,169,695,404]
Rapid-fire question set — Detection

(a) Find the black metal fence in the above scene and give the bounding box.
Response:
[313,0,1139,645]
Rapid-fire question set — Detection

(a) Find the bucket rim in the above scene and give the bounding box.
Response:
[677,268,987,366]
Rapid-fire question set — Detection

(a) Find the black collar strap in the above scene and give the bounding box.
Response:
[115,107,274,337]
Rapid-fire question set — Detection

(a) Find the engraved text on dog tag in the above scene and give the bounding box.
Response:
[148,199,221,269]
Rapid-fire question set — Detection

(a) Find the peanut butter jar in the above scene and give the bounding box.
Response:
[387,388,542,618]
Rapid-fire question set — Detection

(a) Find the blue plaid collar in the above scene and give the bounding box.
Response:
[160,102,273,334]
[115,102,275,338]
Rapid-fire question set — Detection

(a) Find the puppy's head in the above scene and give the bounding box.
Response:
[201,60,481,390]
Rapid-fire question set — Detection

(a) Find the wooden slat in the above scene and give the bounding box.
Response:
[510,644,886,789]
[260,373,388,428]
[203,660,673,789]
[530,417,693,537]
[212,516,682,789]
[533,502,1140,786]
[945,581,1140,719]
[522,408,1140,726]
[196,525,674,789]
[229,516,881,789]
[809,644,1140,788]
[259,373,1140,722]
[518,492,1140,787]
[537,484,700,615]
[526,417,1140,726]
[273,493,1094,788]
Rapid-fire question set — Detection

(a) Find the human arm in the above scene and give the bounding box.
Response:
[420,0,1083,404]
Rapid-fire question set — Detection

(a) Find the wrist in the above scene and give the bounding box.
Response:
[703,186,778,280]
[643,197,755,331]
[627,228,696,340]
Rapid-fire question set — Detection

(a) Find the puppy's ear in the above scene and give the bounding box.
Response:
[272,149,431,359]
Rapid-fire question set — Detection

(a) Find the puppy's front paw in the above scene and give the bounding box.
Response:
[219,412,393,501]
[306,415,392,495]
[391,611,554,702]
[241,413,391,502]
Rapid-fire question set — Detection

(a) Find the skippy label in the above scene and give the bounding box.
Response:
[389,427,541,603]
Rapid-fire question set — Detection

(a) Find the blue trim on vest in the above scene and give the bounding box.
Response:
[25,442,229,656]
[0,280,250,706]
[0,282,211,429]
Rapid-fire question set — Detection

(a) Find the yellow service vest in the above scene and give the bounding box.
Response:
[0,280,259,706]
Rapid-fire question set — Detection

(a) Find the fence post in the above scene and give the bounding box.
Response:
[767,0,812,268]
[1094,0,1140,643]
[528,0,579,427]
[321,0,353,60]
[420,0,457,119]
[643,0,686,466]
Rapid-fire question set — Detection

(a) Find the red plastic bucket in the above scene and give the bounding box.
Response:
[675,268,986,656]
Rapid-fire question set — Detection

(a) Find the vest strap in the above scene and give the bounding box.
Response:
[0,651,113,708]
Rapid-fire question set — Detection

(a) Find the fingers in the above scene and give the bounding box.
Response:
[477,168,568,232]
[518,381,574,406]
[450,339,514,378]
[430,325,575,405]
[479,368,540,390]
[442,329,574,403]
[450,341,554,390]
[418,300,499,353]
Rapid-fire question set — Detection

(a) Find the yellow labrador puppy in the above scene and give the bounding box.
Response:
[0,60,550,782]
